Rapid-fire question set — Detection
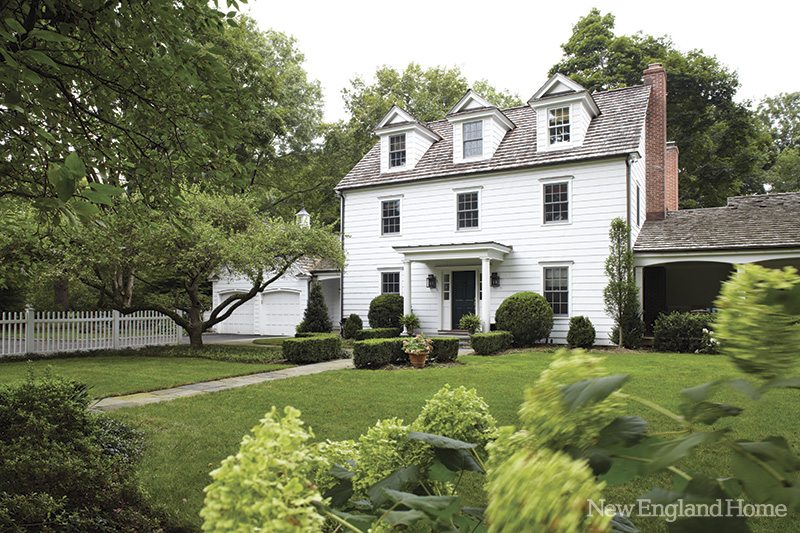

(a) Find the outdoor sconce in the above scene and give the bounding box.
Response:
[426,274,437,289]
[490,272,500,287]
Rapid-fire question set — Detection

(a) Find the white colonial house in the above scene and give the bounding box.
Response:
[213,63,800,341]
[335,64,800,344]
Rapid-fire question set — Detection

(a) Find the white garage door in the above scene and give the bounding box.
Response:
[261,290,302,336]
[217,298,256,334]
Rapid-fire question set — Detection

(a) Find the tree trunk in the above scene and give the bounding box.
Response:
[54,278,69,311]
[188,305,205,348]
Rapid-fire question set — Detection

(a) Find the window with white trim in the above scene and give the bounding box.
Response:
[548,107,571,144]
[381,199,400,234]
[543,266,569,316]
[381,272,400,294]
[543,182,569,223]
[443,273,450,301]
[463,121,483,158]
[457,191,479,229]
[389,134,406,168]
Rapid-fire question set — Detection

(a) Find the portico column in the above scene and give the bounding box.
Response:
[634,266,644,312]
[481,257,491,332]
[403,260,412,327]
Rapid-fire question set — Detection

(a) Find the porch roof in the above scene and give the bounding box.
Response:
[393,241,512,263]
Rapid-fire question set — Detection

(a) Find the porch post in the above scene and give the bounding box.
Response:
[480,257,491,332]
[403,260,412,332]
[634,266,644,312]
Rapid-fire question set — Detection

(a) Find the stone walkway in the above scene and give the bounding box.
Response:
[90,358,354,412]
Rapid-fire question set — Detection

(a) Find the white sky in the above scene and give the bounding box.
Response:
[245,0,799,122]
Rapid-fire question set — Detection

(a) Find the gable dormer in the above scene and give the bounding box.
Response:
[528,73,600,152]
[447,90,515,164]
[375,105,440,173]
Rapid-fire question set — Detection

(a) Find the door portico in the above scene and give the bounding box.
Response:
[393,242,511,332]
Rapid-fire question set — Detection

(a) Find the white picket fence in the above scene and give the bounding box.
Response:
[0,310,181,357]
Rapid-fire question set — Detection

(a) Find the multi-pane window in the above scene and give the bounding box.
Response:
[548,107,571,144]
[457,191,479,229]
[381,199,400,234]
[544,267,569,316]
[381,272,400,294]
[443,274,451,301]
[543,182,569,223]
[389,134,406,168]
[463,121,483,158]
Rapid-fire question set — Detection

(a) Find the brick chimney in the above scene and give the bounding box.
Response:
[665,142,679,211]
[643,63,667,220]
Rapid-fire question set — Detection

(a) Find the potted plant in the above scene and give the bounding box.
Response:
[399,312,421,336]
[458,313,482,334]
[403,333,433,368]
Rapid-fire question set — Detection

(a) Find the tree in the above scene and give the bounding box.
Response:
[550,9,773,207]
[758,93,800,192]
[67,194,343,347]
[297,282,332,333]
[603,218,639,348]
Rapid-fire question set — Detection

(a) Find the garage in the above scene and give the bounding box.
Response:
[216,296,256,334]
[261,289,302,336]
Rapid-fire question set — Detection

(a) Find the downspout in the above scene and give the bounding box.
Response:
[625,153,638,250]
[338,191,345,328]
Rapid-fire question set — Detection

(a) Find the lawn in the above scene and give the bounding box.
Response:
[0,345,289,398]
[112,349,800,532]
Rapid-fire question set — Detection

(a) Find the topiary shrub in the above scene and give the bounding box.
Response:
[0,376,163,531]
[470,331,513,355]
[201,406,327,531]
[352,338,405,369]
[430,337,459,363]
[282,334,342,364]
[715,265,800,378]
[342,313,363,339]
[297,281,332,333]
[354,327,402,340]
[566,316,596,349]
[653,311,711,353]
[495,291,553,346]
[458,312,482,334]
[367,294,404,328]
[411,384,497,449]
[610,310,645,349]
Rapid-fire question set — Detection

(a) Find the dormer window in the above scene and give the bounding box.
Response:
[389,134,406,168]
[463,121,483,158]
[548,107,571,144]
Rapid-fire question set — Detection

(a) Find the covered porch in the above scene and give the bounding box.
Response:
[393,242,512,332]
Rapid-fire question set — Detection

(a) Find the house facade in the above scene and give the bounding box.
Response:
[336,65,678,344]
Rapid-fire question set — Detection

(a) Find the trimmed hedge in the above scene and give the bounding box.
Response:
[342,314,363,339]
[470,331,513,355]
[430,337,459,363]
[653,311,711,353]
[294,331,329,338]
[353,338,405,369]
[355,328,402,341]
[495,291,553,346]
[282,334,342,364]
[368,294,404,328]
[567,316,596,349]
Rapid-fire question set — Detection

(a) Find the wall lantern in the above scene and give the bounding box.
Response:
[490,272,500,288]
[426,274,437,289]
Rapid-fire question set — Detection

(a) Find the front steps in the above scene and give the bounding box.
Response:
[437,330,471,348]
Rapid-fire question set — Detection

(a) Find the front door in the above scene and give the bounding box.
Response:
[451,271,476,329]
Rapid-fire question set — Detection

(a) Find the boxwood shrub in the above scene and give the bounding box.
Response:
[342,314,363,339]
[355,327,402,340]
[430,337,459,363]
[495,291,553,346]
[567,316,596,349]
[294,331,329,338]
[353,338,405,369]
[471,331,513,355]
[653,311,711,353]
[282,334,342,364]
[367,294,404,328]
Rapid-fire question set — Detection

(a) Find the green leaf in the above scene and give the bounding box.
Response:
[28,28,72,43]
[683,401,743,425]
[738,437,800,471]
[382,509,428,527]
[428,460,458,483]
[407,431,476,450]
[69,199,100,218]
[644,432,724,473]
[597,416,648,446]
[64,152,86,177]
[54,175,75,203]
[611,514,639,533]
[382,489,462,521]
[681,381,720,403]
[434,447,484,473]
[23,50,57,68]
[326,509,376,532]
[82,190,113,205]
[366,465,419,508]
[561,374,628,411]
[4,18,25,34]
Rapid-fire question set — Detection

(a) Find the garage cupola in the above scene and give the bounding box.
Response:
[295,207,311,227]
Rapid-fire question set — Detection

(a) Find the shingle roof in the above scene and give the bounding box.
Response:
[295,257,340,275]
[634,193,800,253]
[336,85,651,191]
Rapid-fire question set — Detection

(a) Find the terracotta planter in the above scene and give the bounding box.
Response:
[407,351,429,369]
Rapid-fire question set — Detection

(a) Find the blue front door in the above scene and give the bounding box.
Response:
[451,271,476,329]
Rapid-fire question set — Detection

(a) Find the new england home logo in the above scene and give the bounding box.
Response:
[587,499,788,523]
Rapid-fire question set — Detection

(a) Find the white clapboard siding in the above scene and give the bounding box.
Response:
[0,310,180,357]
[341,157,630,344]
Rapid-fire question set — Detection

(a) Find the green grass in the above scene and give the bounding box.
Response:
[112,350,800,531]
[0,350,290,398]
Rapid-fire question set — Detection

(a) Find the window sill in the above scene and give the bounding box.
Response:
[380,233,402,238]
[456,227,481,232]
[540,220,572,227]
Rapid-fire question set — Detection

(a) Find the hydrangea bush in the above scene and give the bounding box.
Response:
[412,384,497,449]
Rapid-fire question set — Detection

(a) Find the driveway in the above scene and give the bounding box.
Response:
[198,333,287,345]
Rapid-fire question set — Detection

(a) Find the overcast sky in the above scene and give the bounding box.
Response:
[245,0,799,122]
